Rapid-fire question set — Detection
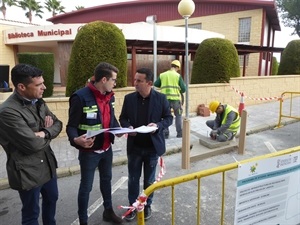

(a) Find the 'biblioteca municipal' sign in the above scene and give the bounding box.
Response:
[7,28,72,39]
[4,24,85,44]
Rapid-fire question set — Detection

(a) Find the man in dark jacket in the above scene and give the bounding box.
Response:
[0,64,62,225]
[66,62,123,225]
[119,68,173,221]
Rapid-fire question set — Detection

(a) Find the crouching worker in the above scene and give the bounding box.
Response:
[206,101,240,142]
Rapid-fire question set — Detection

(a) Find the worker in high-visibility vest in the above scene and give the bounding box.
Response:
[154,60,186,138]
[206,101,240,142]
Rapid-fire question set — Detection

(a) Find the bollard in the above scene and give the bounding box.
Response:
[238,92,245,115]
[238,110,247,154]
[182,118,190,169]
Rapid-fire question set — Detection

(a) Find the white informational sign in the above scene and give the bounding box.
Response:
[234,152,300,225]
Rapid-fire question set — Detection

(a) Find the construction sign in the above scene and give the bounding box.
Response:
[234,152,300,225]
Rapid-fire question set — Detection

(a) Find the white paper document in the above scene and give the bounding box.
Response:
[86,125,158,138]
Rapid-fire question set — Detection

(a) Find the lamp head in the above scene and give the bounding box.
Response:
[178,0,195,18]
[146,15,157,23]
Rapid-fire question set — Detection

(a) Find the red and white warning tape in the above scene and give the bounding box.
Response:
[155,156,166,182]
[229,85,243,96]
[118,157,166,218]
[246,96,280,101]
[119,192,148,218]
[229,85,281,101]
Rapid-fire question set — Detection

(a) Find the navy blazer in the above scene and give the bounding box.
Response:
[119,89,173,156]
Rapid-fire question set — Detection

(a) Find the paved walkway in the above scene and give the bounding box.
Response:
[0,97,299,189]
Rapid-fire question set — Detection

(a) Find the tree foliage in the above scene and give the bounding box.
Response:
[1,0,66,21]
[66,21,127,97]
[278,39,300,75]
[0,0,16,19]
[276,0,300,37]
[191,38,240,84]
[75,6,84,10]
[271,56,279,75]
[17,0,43,23]
[44,0,65,17]
[17,52,54,97]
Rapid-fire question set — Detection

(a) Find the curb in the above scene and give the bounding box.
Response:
[236,118,298,138]
[191,143,238,163]
[0,119,298,191]
[0,145,185,191]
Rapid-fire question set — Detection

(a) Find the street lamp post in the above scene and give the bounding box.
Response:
[146,15,158,81]
[178,0,195,169]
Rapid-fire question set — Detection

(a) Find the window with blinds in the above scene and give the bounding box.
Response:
[238,17,251,42]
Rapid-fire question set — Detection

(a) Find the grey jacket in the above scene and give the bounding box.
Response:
[0,92,62,190]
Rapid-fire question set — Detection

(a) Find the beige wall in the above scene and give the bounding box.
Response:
[194,9,263,76]
[161,9,265,76]
[0,24,19,86]
[2,75,298,137]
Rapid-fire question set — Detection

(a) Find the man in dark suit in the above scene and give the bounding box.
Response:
[119,68,173,221]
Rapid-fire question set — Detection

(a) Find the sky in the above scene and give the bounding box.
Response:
[2,0,299,53]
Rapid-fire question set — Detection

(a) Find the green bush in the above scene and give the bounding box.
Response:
[191,38,240,84]
[271,56,278,75]
[17,53,54,97]
[278,40,300,75]
[66,21,127,96]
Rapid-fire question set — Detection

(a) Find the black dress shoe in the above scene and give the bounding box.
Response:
[124,209,136,221]
[144,205,152,220]
[103,208,123,224]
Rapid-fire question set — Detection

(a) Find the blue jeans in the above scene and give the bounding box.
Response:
[18,176,58,225]
[77,148,113,223]
[127,146,158,206]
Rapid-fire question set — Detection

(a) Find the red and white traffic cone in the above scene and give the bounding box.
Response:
[238,92,245,115]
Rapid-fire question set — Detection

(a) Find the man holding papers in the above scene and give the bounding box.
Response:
[86,125,158,138]
[119,68,173,221]
[66,62,123,225]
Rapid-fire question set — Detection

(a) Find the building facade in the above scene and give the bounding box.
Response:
[48,0,281,77]
[1,0,282,88]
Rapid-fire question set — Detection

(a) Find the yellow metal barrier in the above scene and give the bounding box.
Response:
[276,91,300,128]
[135,146,300,225]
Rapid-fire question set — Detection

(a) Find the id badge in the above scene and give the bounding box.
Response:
[86,112,97,119]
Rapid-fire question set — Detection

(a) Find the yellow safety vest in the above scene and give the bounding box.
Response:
[221,105,240,133]
[159,70,181,101]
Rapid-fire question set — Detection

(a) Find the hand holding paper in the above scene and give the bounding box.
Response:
[86,125,158,138]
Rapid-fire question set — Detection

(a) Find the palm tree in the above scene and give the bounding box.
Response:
[75,6,84,10]
[0,0,16,19]
[44,0,65,17]
[17,0,43,23]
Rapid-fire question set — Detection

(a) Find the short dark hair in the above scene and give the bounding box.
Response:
[94,62,119,82]
[136,68,153,82]
[11,63,43,87]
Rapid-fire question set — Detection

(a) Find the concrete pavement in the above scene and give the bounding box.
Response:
[0,97,299,190]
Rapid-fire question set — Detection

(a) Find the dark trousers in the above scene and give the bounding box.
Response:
[127,146,158,206]
[206,120,234,142]
[18,176,58,225]
[77,148,113,223]
[164,100,182,136]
